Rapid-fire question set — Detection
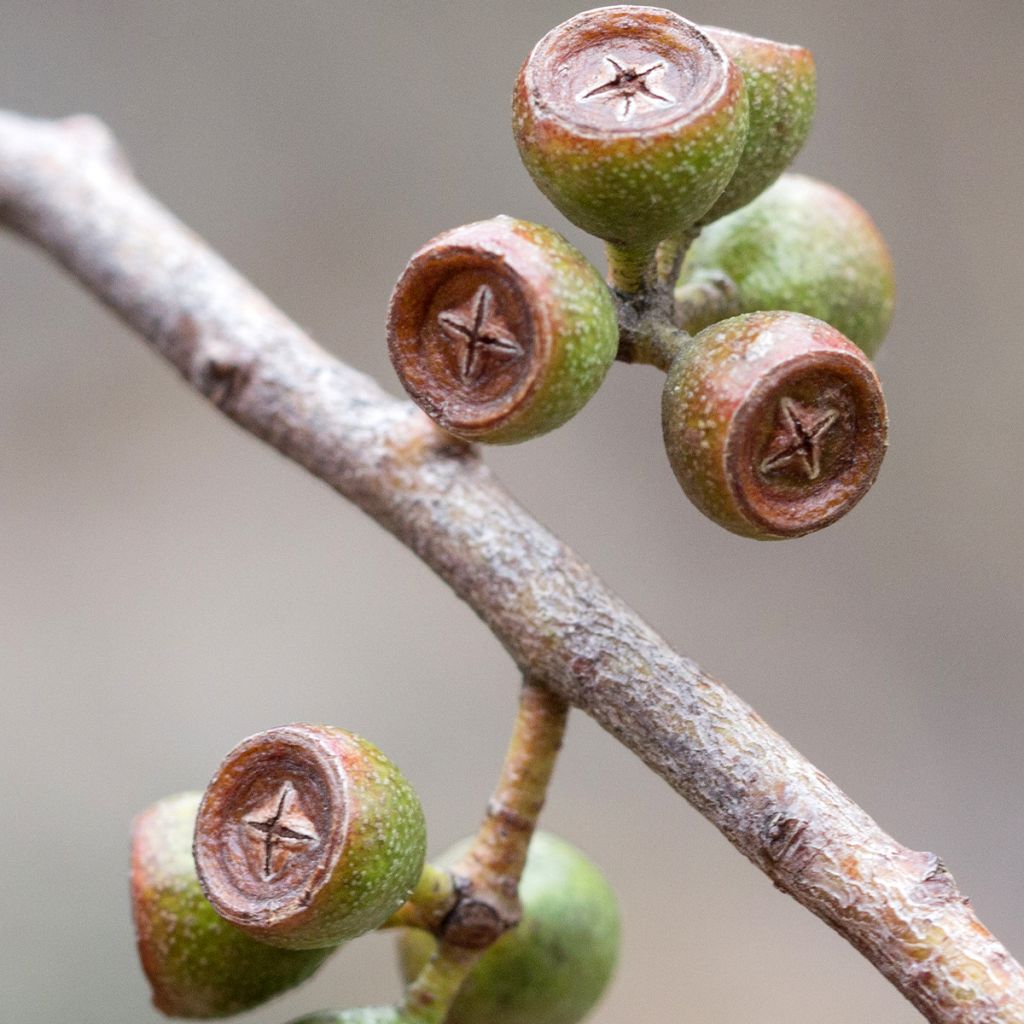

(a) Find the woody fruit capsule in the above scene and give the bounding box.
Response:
[131,792,331,1018]
[697,27,816,223]
[679,174,896,356]
[388,216,618,444]
[513,5,748,291]
[194,724,426,950]
[661,311,887,539]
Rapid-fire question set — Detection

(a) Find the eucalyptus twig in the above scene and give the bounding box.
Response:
[2,110,1023,1023]
[445,677,567,946]
[393,678,567,1019]
[397,945,480,1024]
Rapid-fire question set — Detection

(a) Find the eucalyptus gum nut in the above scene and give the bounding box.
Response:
[195,724,427,950]
[662,311,887,540]
[131,792,331,1019]
[398,832,619,1024]
[512,6,749,250]
[681,174,896,356]
[699,27,816,222]
[387,216,618,444]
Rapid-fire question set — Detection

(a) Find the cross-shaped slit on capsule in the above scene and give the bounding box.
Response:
[437,284,523,382]
[580,56,674,121]
[242,783,319,880]
[759,396,841,482]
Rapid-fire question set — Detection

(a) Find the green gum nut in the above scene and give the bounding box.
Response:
[662,311,888,540]
[131,792,331,1018]
[680,173,896,356]
[194,724,426,950]
[387,216,618,444]
[398,832,620,1024]
[512,6,748,260]
[698,26,816,222]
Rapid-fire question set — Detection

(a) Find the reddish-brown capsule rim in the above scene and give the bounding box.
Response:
[727,349,885,536]
[520,5,733,140]
[387,219,553,439]
[194,725,351,934]
[663,312,887,539]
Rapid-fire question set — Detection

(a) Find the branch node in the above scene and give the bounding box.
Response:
[438,877,519,951]
[762,812,814,872]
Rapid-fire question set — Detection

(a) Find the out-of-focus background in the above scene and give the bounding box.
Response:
[2,2,1022,1022]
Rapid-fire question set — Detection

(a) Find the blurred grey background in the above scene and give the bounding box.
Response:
[2,2,1022,1022]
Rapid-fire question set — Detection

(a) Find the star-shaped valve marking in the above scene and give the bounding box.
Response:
[437,284,523,382]
[242,782,319,881]
[759,396,841,482]
[580,56,674,121]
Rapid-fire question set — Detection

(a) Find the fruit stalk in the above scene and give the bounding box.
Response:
[384,864,459,932]
[377,679,567,1023]
[673,271,743,334]
[389,677,568,946]
[605,241,658,297]
[398,945,481,1024]
[462,678,568,893]
[653,227,700,290]
[614,314,686,372]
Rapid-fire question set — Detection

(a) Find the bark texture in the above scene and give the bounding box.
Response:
[1,111,1021,1023]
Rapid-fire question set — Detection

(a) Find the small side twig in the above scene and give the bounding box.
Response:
[399,945,480,1024]
[613,228,697,370]
[444,677,567,947]
[393,678,567,1020]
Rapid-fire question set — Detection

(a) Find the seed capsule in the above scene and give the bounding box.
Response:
[131,792,330,1018]
[194,724,426,950]
[699,27,816,222]
[512,6,748,252]
[680,174,896,356]
[398,832,619,1024]
[662,311,887,540]
[387,217,618,444]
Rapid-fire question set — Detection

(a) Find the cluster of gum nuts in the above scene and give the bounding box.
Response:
[130,6,897,1024]
[388,5,894,541]
[133,724,617,1023]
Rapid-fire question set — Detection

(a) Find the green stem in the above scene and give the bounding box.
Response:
[655,226,700,289]
[605,241,657,296]
[459,678,567,888]
[382,862,457,932]
[619,319,688,373]
[381,679,569,1022]
[399,944,482,1024]
[673,270,742,334]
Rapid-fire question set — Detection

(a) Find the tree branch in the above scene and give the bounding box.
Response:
[2,111,1021,1024]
